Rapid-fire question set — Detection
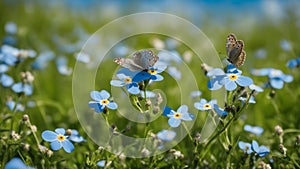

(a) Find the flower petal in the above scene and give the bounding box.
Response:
[99,90,110,99]
[1,74,14,87]
[62,140,74,153]
[50,140,63,150]
[177,105,188,114]
[151,74,164,81]
[163,106,172,116]
[168,118,181,128]
[42,130,58,142]
[55,128,65,135]
[224,79,237,91]
[270,79,284,89]
[89,101,104,113]
[236,76,253,87]
[107,102,118,110]
[110,80,125,87]
[127,84,140,94]
[90,91,102,101]
[282,74,293,83]
[181,112,193,121]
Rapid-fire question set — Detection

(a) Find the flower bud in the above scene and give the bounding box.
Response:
[22,114,29,122]
[274,125,283,135]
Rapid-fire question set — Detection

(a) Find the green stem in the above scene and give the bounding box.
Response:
[182,122,193,142]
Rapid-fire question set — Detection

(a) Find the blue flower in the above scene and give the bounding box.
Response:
[167,66,181,80]
[213,104,228,116]
[280,39,292,51]
[249,84,264,92]
[251,68,293,89]
[32,51,55,70]
[88,90,118,113]
[244,125,264,136]
[12,82,33,96]
[96,160,106,167]
[68,129,86,143]
[190,90,202,99]
[5,157,35,169]
[0,45,18,66]
[0,64,14,87]
[194,99,216,111]
[56,57,72,75]
[163,105,194,128]
[239,96,256,104]
[286,57,300,68]
[75,52,90,63]
[6,100,25,112]
[5,22,18,34]
[157,130,176,141]
[251,140,270,157]
[140,90,156,98]
[208,65,253,91]
[238,141,253,154]
[147,65,166,81]
[42,128,74,153]
[110,68,140,94]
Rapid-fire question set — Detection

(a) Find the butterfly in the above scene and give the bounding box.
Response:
[113,49,159,71]
[226,33,246,67]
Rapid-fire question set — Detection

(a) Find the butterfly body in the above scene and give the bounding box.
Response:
[226,33,246,67]
[114,50,158,71]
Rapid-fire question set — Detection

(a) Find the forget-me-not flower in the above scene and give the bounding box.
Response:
[251,68,293,89]
[163,105,194,128]
[157,130,176,141]
[194,99,216,111]
[42,128,74,153]
[286,57,300,68]
[208,64,253,91]
[252,140,270,157]
[88,90,118,113]
[5,157,35,169]
[0,64,14,87]
[67,129,86,143]
[147,65,167,81]
[110,68,140,94]
[244,125,264,136]
[238,141,253,154]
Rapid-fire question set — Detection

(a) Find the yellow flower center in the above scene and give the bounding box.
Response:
[148,69,157,75]
[228,74,238,80]
[203,104,211,109]
[124,77,132,83]
[101,99,109,105]
[173,112,182,119]
[57,134,65,141]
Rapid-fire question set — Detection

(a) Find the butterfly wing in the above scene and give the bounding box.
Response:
[226,34,237,56]
[133,50,159,69]
[226,33,245,67]
[113,57,145,71]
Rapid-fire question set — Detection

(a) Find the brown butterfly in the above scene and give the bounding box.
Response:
[226,33,246,67]
[114,49,159,71]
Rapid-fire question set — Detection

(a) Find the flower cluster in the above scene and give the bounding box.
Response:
[0,44,36,95]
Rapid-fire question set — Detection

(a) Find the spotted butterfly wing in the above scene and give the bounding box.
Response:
[113,57,144,71]
[226,33,246,67]
[114,49,159,71]
[133,50,158,69]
